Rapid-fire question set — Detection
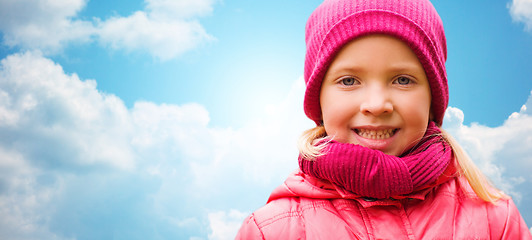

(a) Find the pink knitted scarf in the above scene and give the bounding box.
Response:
[299,122,452,199]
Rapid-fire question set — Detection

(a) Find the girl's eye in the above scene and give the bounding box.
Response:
[394,76,412,85]
[340,77,357,86]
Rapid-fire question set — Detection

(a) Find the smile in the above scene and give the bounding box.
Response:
[354,128,398,140]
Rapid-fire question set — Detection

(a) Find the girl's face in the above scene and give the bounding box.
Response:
[320,34,432,156]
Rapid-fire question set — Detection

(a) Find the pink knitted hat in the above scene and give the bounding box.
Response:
[304,0,448,126]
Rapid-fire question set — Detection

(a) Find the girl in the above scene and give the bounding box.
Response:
[236,0,532,239]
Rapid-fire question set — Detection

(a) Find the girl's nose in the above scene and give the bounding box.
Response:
[359,86,393,116]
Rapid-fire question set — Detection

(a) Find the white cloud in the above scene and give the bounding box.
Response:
[0,0,215,60]
[0,0,94,53]
[208,209,249,240]
[96,0,215,61]
[0,146,70,240]
[508,0,532,31]
[0,51,135,170]
[0,51,309,239]
[443,91,532,201]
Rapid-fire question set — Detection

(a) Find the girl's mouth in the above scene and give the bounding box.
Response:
[354,128,398,140]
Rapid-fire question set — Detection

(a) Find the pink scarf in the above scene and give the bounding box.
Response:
[299,122,452,199]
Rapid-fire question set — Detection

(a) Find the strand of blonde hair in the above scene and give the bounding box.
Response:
[439,128,506,203]
[297,125,328,160]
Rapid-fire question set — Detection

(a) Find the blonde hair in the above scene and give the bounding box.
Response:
[297,125,507,203]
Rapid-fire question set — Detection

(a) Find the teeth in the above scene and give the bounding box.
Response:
[356,129,395,140]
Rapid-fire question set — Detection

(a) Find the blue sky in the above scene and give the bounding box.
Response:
[0,0,531,239]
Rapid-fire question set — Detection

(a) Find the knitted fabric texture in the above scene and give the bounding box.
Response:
[299,122,452,199]
[304,0,448,126]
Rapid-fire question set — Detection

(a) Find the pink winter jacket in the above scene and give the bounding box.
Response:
[236,170,532,240]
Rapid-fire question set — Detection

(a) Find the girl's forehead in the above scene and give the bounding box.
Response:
[326,35,425,75]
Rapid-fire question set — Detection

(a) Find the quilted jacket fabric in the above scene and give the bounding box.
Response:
[236,170,532,240]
